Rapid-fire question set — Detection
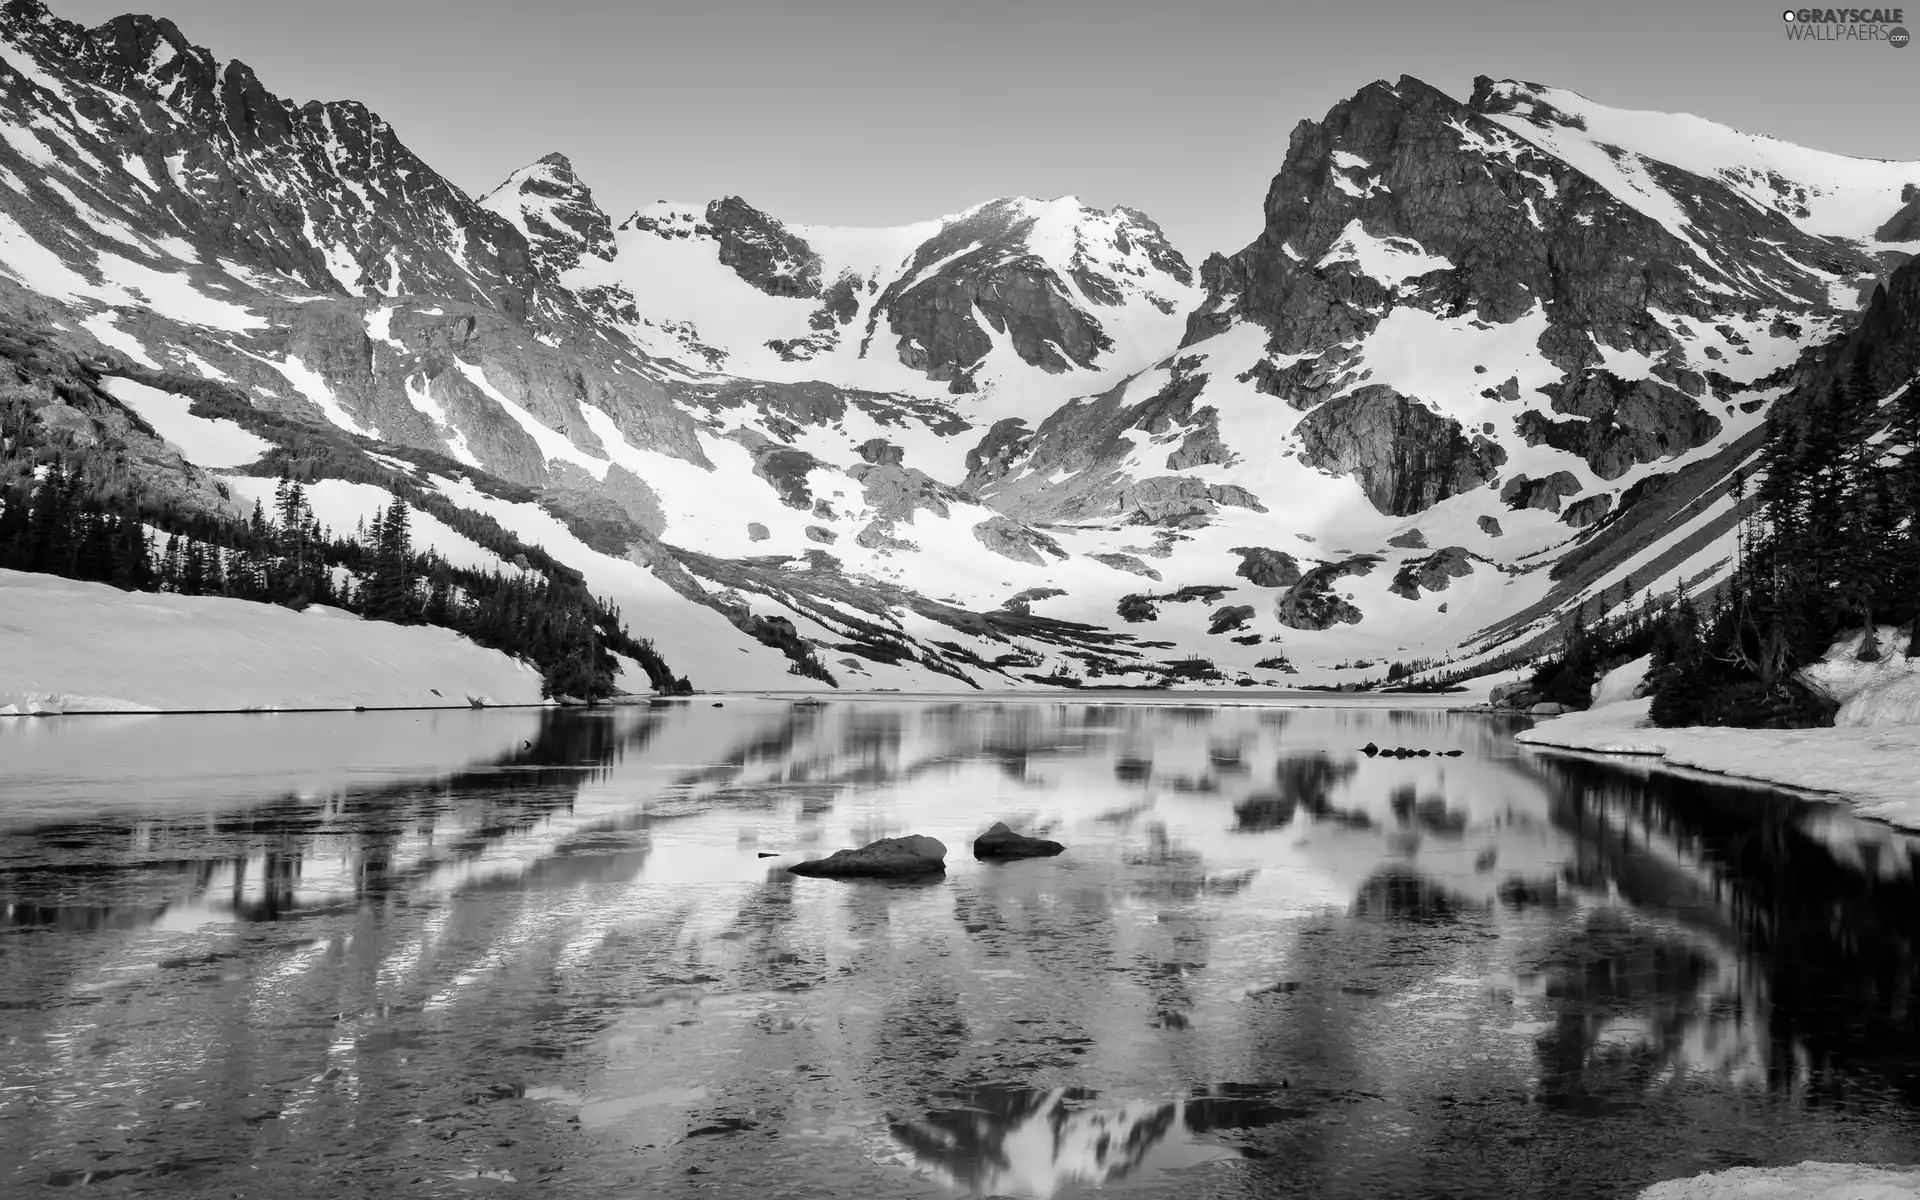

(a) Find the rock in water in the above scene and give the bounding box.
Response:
[973,822,1065,860]
[788,835,947,878]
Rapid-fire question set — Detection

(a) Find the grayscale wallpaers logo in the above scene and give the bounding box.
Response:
[1782,7,1911,44]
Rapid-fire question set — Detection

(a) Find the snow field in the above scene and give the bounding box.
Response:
[0,568,544,713]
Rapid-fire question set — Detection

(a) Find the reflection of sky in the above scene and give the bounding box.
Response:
[3,702,1917,1196]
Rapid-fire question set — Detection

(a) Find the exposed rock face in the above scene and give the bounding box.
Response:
[1387,528,1428,549]
[480,153,616,281]
[862,198,1194,392]
[1165,407,1234,469]
[972,516,1066,566]
[1295,386,1506,515]
[1276,557,1377,630]
[1477,515,1504,537]
[963,418,1034,487]
[1091,552,1162,581]
[1241,344,1366,410]
[855,519,917,551]
[1189,74,1877,365]
[972,822,1064,859]
[1520,371,1721,480]
[1208,604,1256,634]
[747,522,770,542]
[1560,493,1613,528]
[1500,471,1583,513]
[789,835,947,878]
[705,196,822,298]
[1232,546,1303,588]
[1389,546,1475,599]
[1115,476,1266,527]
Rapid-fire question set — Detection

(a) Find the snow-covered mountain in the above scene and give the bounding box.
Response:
[2,0,1916,691]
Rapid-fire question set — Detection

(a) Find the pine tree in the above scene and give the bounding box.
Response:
[180,540,205,596]
[160,534,182,592]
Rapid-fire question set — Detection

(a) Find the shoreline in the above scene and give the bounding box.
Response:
[1514,696,1920,832]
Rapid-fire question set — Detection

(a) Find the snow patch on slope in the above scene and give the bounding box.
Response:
[101,376,270,468]
[0,569,542,714]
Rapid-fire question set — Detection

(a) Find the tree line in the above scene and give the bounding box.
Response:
[1515,352,1919,728]
[0,461,691,699]
[1643,357,1919,726]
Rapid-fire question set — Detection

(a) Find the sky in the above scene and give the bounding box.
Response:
[45,0,1920,258]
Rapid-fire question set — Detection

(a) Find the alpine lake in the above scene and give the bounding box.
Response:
[2,696,1916,1199]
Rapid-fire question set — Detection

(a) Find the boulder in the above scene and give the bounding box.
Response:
[1489,682,1534,708]
[1528,701,1568,716]
[972,822,1065,860]
[789,835,948,878]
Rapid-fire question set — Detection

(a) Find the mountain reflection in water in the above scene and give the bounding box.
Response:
[0,699,1915,1199]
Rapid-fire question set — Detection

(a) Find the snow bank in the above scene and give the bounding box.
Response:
[1637,1161,1920,1199]
[0,569,544,713]
[1516,697,1920,830]
[1839,676,1920,728]
[1590,653,1652,708]
[1797,626,1920,728]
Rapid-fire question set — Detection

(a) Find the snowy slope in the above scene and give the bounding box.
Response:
[1480,80,1920,245]
[0,568,546,713]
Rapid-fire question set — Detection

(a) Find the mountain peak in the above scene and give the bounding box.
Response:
[479,153,616,272]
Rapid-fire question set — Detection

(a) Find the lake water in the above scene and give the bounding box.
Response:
[2,699,1917,1199]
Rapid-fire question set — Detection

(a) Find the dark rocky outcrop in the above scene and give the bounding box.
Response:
[1295,386,1506,515]
[1165,407,1235,470]
[1560,493,1613,528]
[963,418,1034,487]
[705,196,822,298]
[1275,556,1378,629]
[1232,546,1303,588]
[1389,546,1474,599]
[1208,604,1256,634]
[1091,552,1162,581]
[1500,470,1584,513]
[1241,345,1366,410]
[1477,515,1504,537]
[789,835,947,878]
[972,822,1064,860]
[860,199,1191,391]
[1185,73,1874,370]
[1521,371,1721,480]
[1386,528,1428,549]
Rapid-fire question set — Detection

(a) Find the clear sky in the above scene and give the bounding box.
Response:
[44,0,1920,258]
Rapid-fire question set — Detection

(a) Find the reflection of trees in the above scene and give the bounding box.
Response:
[0,710,662,934]
[1528,910,1723,1108]
[1236,753,1361,832]
[1540,758,1920,1107]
